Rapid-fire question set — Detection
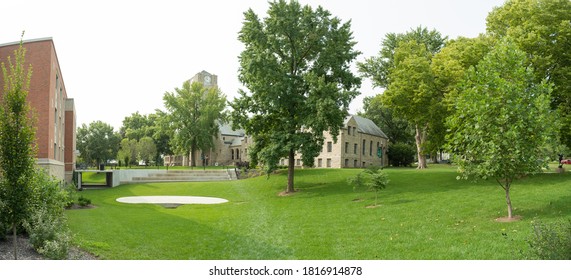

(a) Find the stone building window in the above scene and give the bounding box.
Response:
[327,141,332,152]
[370,141,373,156]
[345,159,349,167]
[318,158,322,167]
[345,142,349,153]
[347,126,351,135]
[326,158,332,167]
[354,143,357,154]
[362,139,366,155]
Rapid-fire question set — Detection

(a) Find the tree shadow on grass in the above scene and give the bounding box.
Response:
[515,195,571,221]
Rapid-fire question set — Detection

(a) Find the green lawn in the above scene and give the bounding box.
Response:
[65,165,571,259]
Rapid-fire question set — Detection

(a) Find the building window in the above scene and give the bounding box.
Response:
[345,142,349,153]
[345,159,349,167]
[363,162,366,167]
[354,160,358,167]
[354,143,357,154]
[353,127,357,135]
[231,149,234,160]
[296,159,301,166]
[326,158,332,168]
[327,141,332,153]
[347,126,351,135]
[370,141,373,156]
[362,139,366,155]
[318,158,322,167]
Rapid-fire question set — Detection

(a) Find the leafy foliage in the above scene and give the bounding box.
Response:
[24,169,72,260]
[77,121,121,166]
[525,219,571,260]
[137,136,157,166]
[359,27,447,169]
[0,35,37,259]
[446,39,558,218]
[163,81,226,167]
[386,143,416,167]
[231,0,361,192]
[487,0,571,150]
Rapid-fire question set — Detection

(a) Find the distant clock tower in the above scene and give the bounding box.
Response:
[190,70,218,88]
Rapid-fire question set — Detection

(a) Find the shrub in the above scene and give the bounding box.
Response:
[78,196,91,207]
[23,169,72,259]
[387,143,415,167]
[525,219,571,260]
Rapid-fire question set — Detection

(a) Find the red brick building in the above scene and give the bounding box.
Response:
[0,38,76,183]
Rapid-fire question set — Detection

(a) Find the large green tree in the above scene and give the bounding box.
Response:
[446,39,557,219]
[358,27,446,169]
[231,0,361,193]
[0,38,37,259]
[486,0,571,149]
[163,81,226,167]
[76,121,121,167]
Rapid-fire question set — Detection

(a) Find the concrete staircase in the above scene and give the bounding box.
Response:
[130,169,235,183]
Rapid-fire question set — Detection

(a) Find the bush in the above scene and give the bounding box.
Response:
[525,219,571,260]
[78,196,91,207]
[23,169,72,259]
[387,143,415,167]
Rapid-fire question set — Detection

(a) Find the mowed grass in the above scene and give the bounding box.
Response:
[65,165,571,260]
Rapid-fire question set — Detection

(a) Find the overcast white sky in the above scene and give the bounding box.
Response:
[1,0,505,130]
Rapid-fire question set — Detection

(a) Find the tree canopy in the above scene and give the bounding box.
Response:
[486,0,571,150]
[76,121,121,166]
[231,0,361,193]
[446,39,558,219]
[359,27,447,168]
[163,80,226,167]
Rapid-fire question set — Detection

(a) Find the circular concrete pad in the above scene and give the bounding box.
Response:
[116,196,228,205]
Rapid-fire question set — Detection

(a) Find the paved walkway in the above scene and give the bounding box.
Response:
[116,196,228,205]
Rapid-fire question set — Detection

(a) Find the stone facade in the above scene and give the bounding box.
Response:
[0,38,76,182]
[282,115,389,168]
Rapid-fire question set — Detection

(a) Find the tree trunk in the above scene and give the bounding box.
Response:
[505,184,513,219]
[190,145,196,167]
[287,148,295,193]
[415,125,427,169]
[12,223,17,260]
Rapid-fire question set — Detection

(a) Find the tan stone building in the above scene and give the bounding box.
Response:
[281,115,389,168]
[0,38,76,182]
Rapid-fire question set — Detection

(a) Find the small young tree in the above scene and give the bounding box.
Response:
[446,39,558,219]
[348,166,389,207]
[0,35,37,259]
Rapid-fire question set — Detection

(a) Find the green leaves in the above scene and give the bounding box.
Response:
[446,39,557,185]
[163,80,226,166]
[232,0,361,190]
[77,121,120,166]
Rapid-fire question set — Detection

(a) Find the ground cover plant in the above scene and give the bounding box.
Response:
[65,165,571,259]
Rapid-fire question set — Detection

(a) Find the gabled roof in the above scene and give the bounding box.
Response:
[346,115,388,139]
[219,123,245,137]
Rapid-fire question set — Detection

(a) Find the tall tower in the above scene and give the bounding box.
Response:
[190,70,218,88]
